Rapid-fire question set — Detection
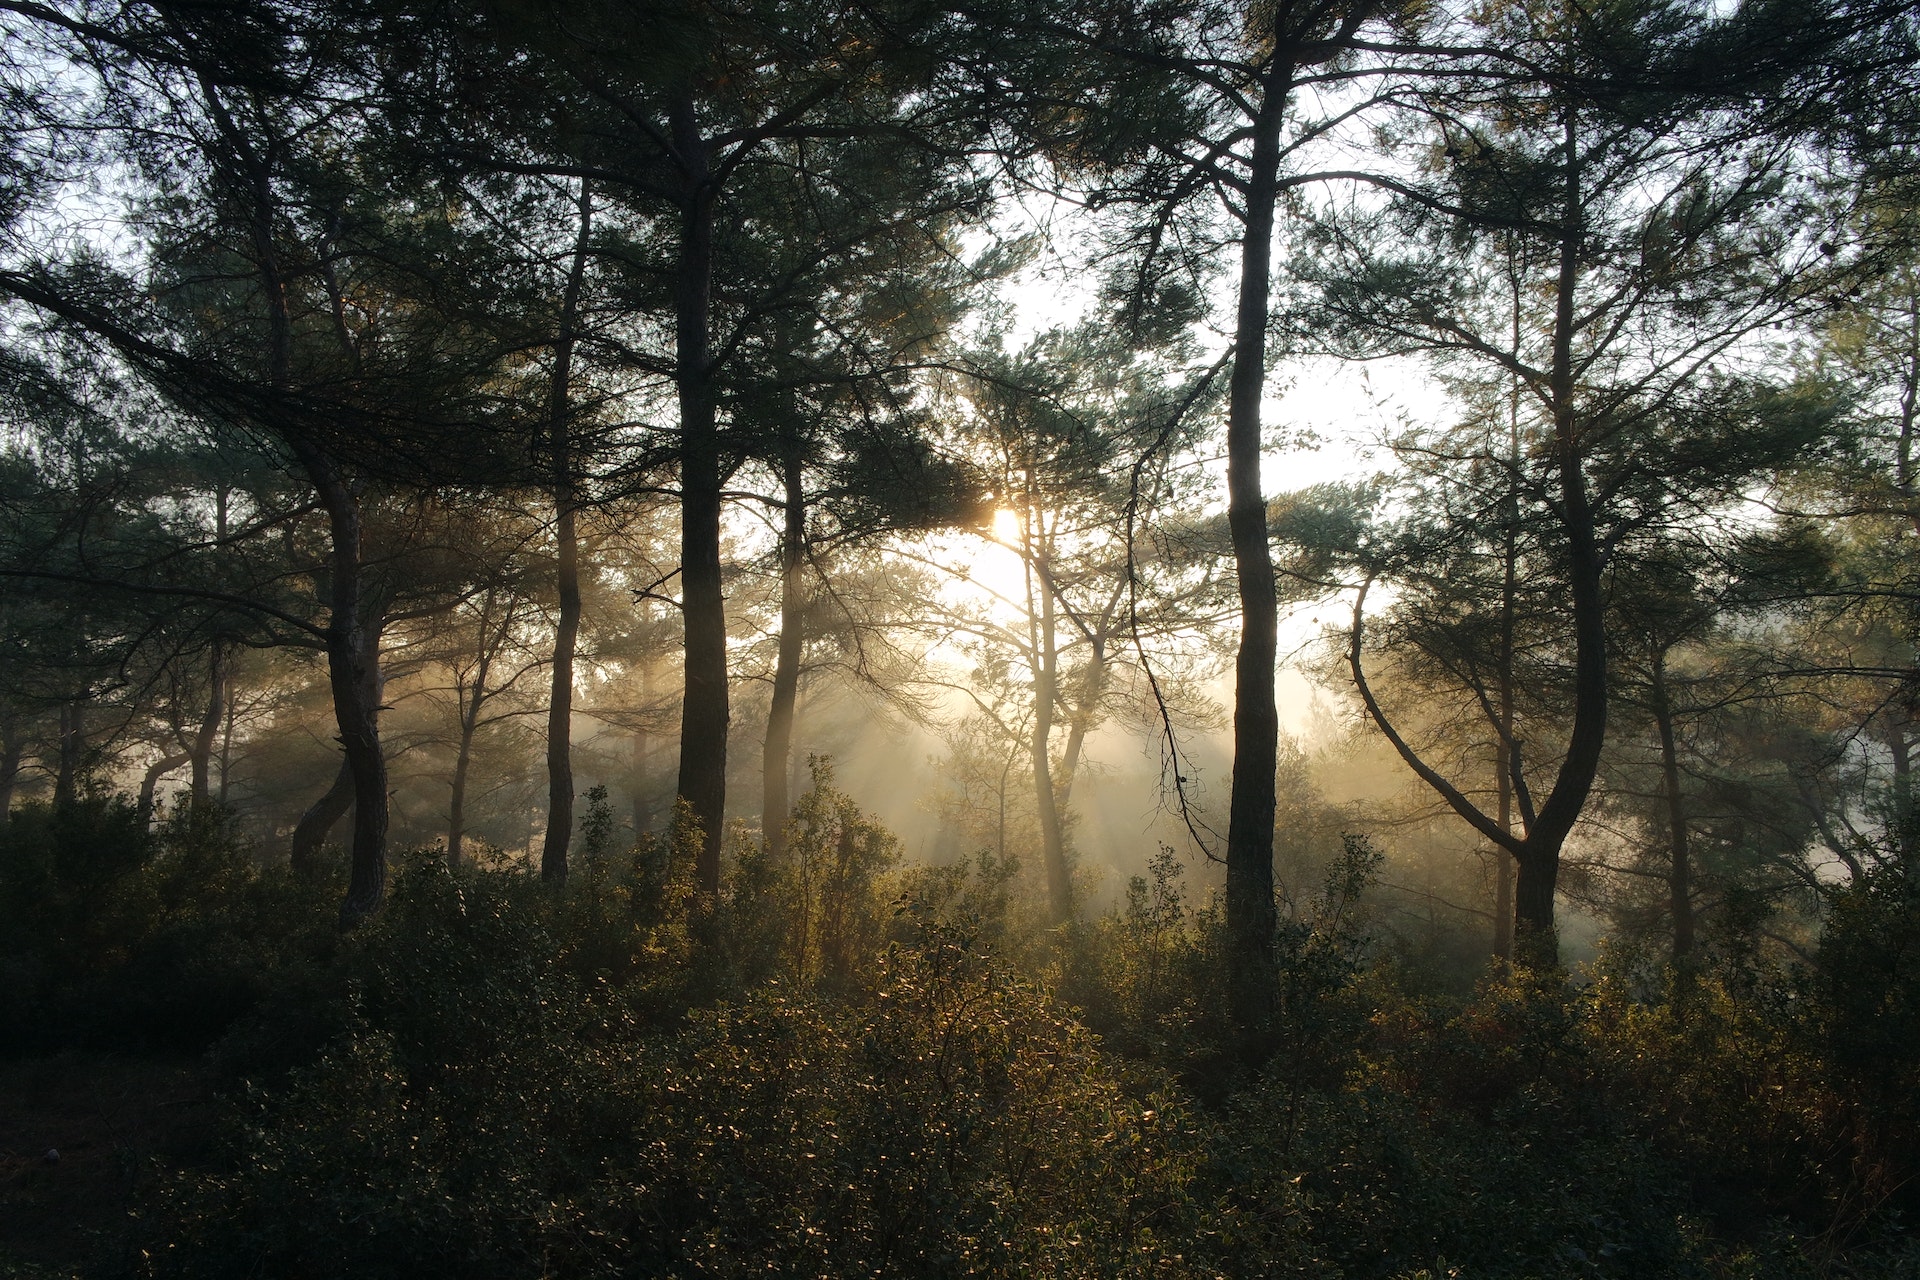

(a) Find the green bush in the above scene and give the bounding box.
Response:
[146,874,1262,1279]
[0,799,335,1053]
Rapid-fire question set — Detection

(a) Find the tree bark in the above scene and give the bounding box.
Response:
[1494,742,1516,962]
[138,751,191,826]
[221,80,388,925]
[295,447,389,927]
[1510,114,1610,967]
[671,94,730,897]
[1026,509,1073,925]
[1055,655,1103,814]
[1223,69,1289,1026]
[763,448,806,860]
[1650,658,1695,962]
[447,725,474,868]
[291,756,353,876]
[189,639,227,809]
[541,181,593,885]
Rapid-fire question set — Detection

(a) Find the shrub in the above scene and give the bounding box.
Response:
[146,875,1256,1280]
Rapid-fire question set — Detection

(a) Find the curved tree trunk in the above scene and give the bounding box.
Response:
[299,451,389,928]
[1511,116,1610,966]
[1223,71,1289,1027]
[139,751,191,826]
[222,88,388,926]
[291,756,354,877]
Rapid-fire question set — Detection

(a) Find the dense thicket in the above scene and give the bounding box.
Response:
[1,0,1917,1275]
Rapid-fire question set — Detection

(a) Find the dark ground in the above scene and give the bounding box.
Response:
[0,1056,212,1278]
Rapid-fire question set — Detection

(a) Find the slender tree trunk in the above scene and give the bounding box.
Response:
[1055,630,1110,814]
[449,590,503,868]
[763,448,806,860]
[1650,658,1695,962]
[1495,322,1521,963]
[292,445,388,925]
[139,751,191,826]
[291,757,353,876]
[1026,512,1073,925]
[671,95,730,897]
[542,182,593,885]
[1494,745,1516,962]
[1224,71,1289,1025]
[53,702,84,809]
[228,97,386,925]
[1509,115,1609,969]
[447,733,474,868]
[190,640,227,809]
[447,667,485,868]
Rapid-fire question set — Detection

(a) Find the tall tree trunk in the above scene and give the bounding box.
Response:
[1512,117,1610,969]
[189,640,227,809]
[447,673,484,869]
[1650,658,1695,963]
[671,95,730,897]
[1026,510,1073,925]
[763,448,806,860]
[542,182,593,885]
[449,589,502,868]
[1223,70,1289,1025]
[1494,741,1516,962]
[291,443,388,926]
[225,89,387,925]
[292,757,353,876]
[1494,320,1521,963]
[447,727,474,868]
[1055,625,1112,815]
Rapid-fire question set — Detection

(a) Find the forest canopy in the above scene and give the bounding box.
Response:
[0,0,1917,1277]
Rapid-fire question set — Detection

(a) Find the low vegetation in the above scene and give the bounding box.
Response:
[3,781,1913,1279]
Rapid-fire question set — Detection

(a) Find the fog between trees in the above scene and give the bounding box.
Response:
[1,1,1918,1275]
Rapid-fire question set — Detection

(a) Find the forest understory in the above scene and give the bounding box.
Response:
[0,794,1915,1280]
[4,0,1920,1274]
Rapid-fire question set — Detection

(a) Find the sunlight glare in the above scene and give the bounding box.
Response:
[990,506,1021,544]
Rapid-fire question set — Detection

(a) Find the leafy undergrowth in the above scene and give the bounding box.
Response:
[2,790,1915,1279]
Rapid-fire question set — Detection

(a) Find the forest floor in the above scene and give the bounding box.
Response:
[0,1055,213,1278]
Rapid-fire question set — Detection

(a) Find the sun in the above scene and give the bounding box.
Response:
[990,506,1022,545]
